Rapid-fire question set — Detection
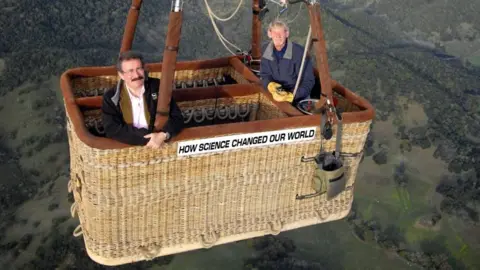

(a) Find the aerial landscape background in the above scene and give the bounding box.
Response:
[0,0,479,269]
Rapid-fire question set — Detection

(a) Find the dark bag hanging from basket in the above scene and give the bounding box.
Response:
[297,108,346,201]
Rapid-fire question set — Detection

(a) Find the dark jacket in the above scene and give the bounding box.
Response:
[259,40,315,103]
[101,77,184,146]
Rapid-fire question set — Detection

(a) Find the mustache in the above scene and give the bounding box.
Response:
[131,76,144,82]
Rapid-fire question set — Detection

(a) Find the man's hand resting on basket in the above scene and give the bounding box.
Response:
[267,82,294,103]
[144,132,169,149]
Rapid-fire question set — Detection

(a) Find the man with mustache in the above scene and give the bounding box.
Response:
[259,19,315,104]
[101,51,184,149]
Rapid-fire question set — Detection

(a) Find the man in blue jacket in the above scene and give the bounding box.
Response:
[259,20,315,104]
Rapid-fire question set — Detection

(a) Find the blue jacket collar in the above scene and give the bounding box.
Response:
[262,40,293,61]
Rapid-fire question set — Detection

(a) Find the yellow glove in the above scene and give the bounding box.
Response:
[271,90,294,103]
[267,82,293,102]
[267,82,282,94]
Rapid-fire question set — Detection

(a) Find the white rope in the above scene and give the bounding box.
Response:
[267,1,303,28]
[193,108,206,123]
[238,104,251,118]
[286,3,303,24]
[70,202,77,218]
[292,25,312,98]
[203,0,245,55]
[206,10,239,55]
[182,104,254,124]
[205,108,215,120]
[183,109,194,123]
[228,106,238,120]
[73,225,83,237]
[216,106,229,120]
[274,2,280,20]
[205,0,244,22]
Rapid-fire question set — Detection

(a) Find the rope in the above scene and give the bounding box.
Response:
[273,1,280,20]
[315,206,331,221]
[201,231,219,248]
[228,106,238,120]
[71,173,83,202]
[216,106,229,120]
[73,225,83,237]
[70,202,77,218]
[183,104,254,124]
[193,108,206,123]
[286,2,303,24]
[67,180,74,193]
[238,103,250,118]
[205,107,215,120]
[138,246,162,260]
[183,109,194,124]
[292,25,312,98]
[203,0,245,55]
[204,0,244,22]
[267,220,283,235]
[249,67,260,74]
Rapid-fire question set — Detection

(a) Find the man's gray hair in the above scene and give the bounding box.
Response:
[268,19,289,32]
[116,51,145,72]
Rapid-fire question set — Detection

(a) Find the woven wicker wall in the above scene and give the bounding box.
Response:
[67,110,370,265]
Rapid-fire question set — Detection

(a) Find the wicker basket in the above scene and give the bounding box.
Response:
[62,56,374,266]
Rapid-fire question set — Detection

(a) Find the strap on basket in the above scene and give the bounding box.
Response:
[70,202,77,218]
[201,231,219,249]
[315,206,331,221]
[138,245,162,261]
[266,220,283,236]
[73,225,83,237]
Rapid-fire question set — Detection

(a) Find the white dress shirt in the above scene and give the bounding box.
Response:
[126,86,149,129]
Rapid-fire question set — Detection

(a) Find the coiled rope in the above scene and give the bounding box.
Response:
[182,103,256,124]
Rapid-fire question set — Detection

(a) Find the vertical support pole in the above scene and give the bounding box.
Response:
[306,2,333,108]
[120,0,144,53]
[251,0,262,60]
[154,0,184,131]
